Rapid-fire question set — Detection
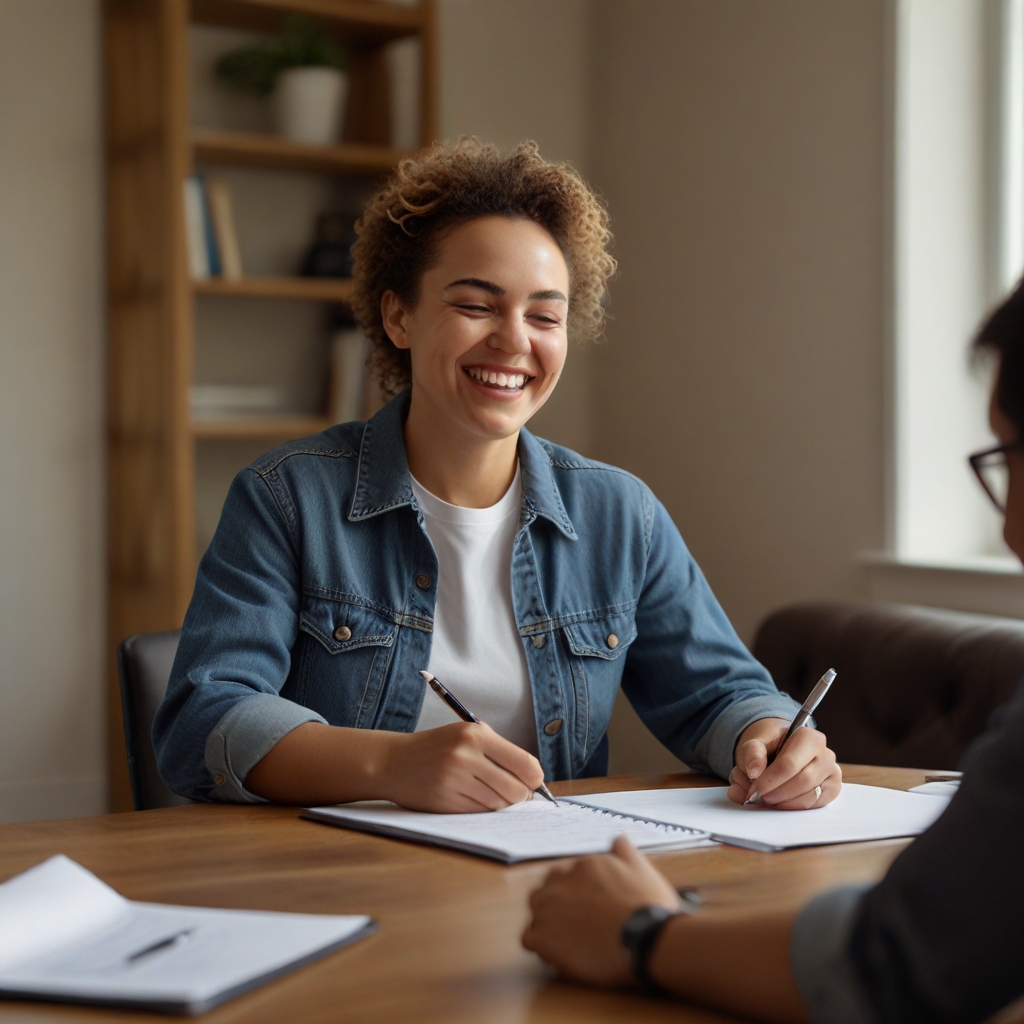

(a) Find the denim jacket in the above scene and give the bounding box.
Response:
[154,391,798,803]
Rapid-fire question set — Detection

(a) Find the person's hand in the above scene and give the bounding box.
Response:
[379,721,544,813]
[728,718,842,809]
[521,836,682,986]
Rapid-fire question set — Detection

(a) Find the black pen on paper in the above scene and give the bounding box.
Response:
[418,670,560,806]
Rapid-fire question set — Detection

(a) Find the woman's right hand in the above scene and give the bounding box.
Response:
[378,722,545,813]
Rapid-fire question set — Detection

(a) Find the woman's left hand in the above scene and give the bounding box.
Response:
[728,719,842,809]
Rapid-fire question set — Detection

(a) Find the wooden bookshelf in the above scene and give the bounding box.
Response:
[193,275,354,301]
[191,415,333,439]
[105,0,437,812]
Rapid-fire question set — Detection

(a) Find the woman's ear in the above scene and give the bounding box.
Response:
[381,290,410,350]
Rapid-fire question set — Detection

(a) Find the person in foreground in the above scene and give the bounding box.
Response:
[522,283,1024,1023]
[154,138,840,815]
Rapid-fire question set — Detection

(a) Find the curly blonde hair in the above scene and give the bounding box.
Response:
[349,137,616,398]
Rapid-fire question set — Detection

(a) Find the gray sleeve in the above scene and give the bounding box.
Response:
[694,694,804,780]
[204,694,327,803]
[790,884,880,1024]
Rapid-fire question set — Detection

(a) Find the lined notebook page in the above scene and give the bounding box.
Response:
[571,784,952,852]
[305,799,711,862]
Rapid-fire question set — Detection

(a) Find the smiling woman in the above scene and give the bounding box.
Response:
[152,138,840,816]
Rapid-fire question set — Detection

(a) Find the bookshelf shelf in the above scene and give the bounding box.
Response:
[191,0,425,42]
[193,276,354,302]
[191,415,333,440]
[192,129,411,175]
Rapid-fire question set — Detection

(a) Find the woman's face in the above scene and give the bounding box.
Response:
[989,385,1024,559]
[382,215,570,442]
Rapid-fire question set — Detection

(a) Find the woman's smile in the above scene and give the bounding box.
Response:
[462,363,536,399]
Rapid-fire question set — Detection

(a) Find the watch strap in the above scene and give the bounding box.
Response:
[620,904,678,993]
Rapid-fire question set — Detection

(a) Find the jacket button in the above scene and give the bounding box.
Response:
[334,625,352,642]
[415,574,432,589]
[213,774,225,786]
[531,634,547,648]
[544,719,563,736]
[607,633,619,648]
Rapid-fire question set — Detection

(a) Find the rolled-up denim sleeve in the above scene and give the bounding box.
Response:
[622,496,800,778]
[791,885,880,1024]
[695,694,805,781]
[153,464,312,802]
[205,694,327,803]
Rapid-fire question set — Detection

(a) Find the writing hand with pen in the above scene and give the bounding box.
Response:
[727,670,843,810]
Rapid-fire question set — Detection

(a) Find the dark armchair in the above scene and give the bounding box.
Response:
[752,601,1024,770]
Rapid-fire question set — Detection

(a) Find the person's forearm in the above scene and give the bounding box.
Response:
[245,722,400,804]
[647,907,808,1024]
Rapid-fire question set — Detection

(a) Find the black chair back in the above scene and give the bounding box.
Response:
[117,630,191,810]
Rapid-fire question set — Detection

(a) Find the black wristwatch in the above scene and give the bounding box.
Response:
[621,891,699,992]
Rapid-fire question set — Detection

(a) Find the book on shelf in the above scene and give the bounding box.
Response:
[205,177,243,280]
[190,384,288,420]
[183,176,209,280]
[183,174,243,281]
[327,329,370,424]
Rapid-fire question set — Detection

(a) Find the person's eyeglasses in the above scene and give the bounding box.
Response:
[968,443,1015,514]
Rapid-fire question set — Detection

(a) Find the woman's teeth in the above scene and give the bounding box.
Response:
[466,367,529,389]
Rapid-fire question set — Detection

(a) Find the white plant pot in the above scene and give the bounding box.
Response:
[273,67,348,146]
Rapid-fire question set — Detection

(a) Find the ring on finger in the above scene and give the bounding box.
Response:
[814,785,822,802]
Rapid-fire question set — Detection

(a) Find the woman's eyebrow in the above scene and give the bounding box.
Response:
[445,277,503,294]
[443,279,567,303]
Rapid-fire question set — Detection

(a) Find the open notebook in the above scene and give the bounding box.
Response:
[304,799,713,863]
[306,782,952,861]
[0,856,374,1015]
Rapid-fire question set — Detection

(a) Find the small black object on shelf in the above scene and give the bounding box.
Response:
[302,212,357,278]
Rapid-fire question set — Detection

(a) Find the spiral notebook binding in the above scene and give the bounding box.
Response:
[564,800,704,837]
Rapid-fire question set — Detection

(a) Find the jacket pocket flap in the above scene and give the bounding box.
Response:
[563,614,637,660]
[299,599,397,655]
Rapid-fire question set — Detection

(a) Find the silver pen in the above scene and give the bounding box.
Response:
[419,670,560,806]
[744,668,836,806]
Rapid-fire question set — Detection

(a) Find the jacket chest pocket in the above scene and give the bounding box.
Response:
[560,611,638,766]
[297,597,398,727]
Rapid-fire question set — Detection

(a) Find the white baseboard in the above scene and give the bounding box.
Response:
[0,773,107,824]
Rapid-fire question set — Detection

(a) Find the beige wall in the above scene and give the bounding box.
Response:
[438,0,595,455]
[590,0,888,771]
[0,0,106,821]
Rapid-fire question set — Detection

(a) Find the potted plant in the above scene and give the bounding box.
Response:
[215,15,349,146]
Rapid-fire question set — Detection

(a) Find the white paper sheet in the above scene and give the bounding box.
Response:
[0,856,373,1014]
[910,780,961,797]
[305,798,711,862]
[569,783,952,852]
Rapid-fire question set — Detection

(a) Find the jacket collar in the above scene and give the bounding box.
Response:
[349,391,577,540]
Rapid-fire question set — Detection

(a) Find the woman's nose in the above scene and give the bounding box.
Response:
[487,316,531,354]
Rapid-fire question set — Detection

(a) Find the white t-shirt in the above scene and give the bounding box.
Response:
[410,465,538,754]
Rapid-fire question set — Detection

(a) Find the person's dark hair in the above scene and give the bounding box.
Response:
[349,137,616,398]
[975,279,1024,439]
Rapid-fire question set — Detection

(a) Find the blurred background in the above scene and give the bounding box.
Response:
[1,0,1021,823]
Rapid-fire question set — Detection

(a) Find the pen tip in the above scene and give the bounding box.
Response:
[419,670,434,683]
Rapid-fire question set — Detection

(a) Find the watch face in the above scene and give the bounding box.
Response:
[621,905,674,952]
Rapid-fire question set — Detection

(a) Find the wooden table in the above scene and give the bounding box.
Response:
[0,765,933,1023]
